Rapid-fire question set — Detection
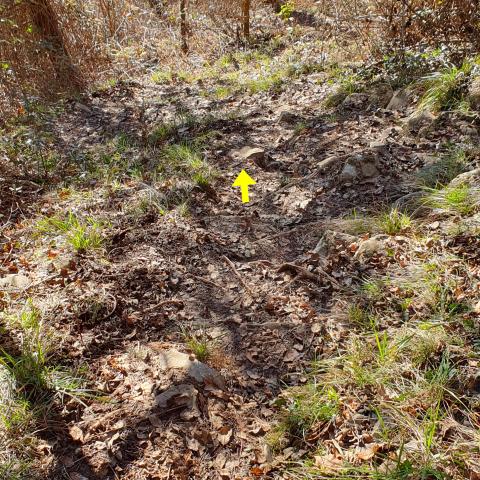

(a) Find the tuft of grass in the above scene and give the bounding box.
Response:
[151,70,173,84]
[417,58,478,112]
[159,142,216,188]
[0,301,91,408]
[425,184,479,215]
[278,384,339,440]
[186,336,210,362]
[278,1,295,20]
[348,304,371,328]
[148,121,177,144]
[36,212,103,252]
[179,326,211,362]
[378,208,411,235]
[324,71,363,107]
[417,147,468,188]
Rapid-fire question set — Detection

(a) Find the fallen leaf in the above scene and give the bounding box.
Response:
[356,443,382,461]
[217,426,232,446]
[314,453,343,472]
[69,425,84,443]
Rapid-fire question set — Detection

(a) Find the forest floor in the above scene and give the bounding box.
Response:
[1,33,480,480]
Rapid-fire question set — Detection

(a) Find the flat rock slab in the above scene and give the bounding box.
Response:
[0,274,30,289]
[233,146,265,163]
[150,347,226,389]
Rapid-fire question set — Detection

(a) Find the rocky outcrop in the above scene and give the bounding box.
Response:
[339,151,380,183]
[468,76,480,110]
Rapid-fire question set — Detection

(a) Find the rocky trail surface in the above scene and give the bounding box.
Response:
[1,62,480,480]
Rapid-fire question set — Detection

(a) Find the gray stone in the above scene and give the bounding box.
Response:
[468,76,480,110]
[313,230,357,257]
[405,110,436,133]
[0,274,30,289]
[235,146,265,164]
[449,168,480,188]
[342,93,369,110]
[153,348,225,389]
[354,235,389,260]
[360,161,379,178]
[387,89,410,111]
[339,163,358,183]
[369,140,389,154]
[155,384,198,410]
[370,83,394,109]
[278,109,300,125]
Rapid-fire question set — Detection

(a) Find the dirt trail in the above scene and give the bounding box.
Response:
[2,67,475,479]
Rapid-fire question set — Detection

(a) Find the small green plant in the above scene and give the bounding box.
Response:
[179,325,211,362]
[418,58,478,112]
[379,208,411,235]
[348,305,370,328]
[293,121,308,135]
[282,384,339,439]
[148,122,177,145]
[36,212,103,252]
[151,70,173,84]
[425,185,479,215]
[417,147,468,187]
[278,1,295,20]
[361,278,384,300]
[423,401,442,453]
[0,301,90,408]
[186,335,210,362]
[159,142,216,188]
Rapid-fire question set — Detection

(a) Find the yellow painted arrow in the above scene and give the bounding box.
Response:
[232,169,257,204]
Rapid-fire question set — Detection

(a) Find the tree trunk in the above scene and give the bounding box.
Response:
[180,0,188,53]
[242,0,250,40]
[27,0,82,87]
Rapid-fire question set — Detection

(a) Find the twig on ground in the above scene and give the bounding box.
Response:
[277,262,342,289]
[187,273,227,291]
[222,255,254,295]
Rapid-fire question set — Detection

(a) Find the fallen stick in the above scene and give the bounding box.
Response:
[222,255,254,295]
[277,262,342,289]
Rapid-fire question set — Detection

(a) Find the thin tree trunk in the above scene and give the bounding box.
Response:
[180,0,188,53]
[27,0,82,87]
[242,0,250,40]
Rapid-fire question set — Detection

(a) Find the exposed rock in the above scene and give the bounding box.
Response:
[155,384,199,413]
[405,109,436,134]
[151,347,225,389]
[339,151,379,184]
[339,163,358,183]
[386,89,410,111]
[235,146,265,164]
[0,274,30,289]
[342,93,369,110]
[449,168,480,188]
[369,139,389,154]
[354,235,389,261]
[313,230,357,257]
[277,108,300,125]
[369,83,394,109]
[459,123,479,138]
[360,161,379,178]
[394,191,425,213]
[468,76,480,110]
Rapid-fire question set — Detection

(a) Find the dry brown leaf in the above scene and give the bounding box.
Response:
[355,443,382,461]
[314,453,343,472]
[217,425,233,446]
[69,425,84,443]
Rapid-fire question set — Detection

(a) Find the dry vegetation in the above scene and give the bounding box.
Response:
[1,0,480,479]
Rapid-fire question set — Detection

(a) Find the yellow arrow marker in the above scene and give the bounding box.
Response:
[232,169,257,204]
